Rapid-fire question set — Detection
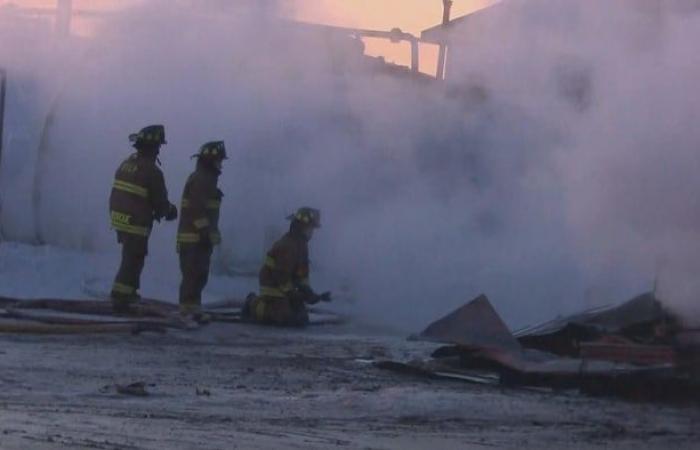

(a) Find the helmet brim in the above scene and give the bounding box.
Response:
[287,214,321,228]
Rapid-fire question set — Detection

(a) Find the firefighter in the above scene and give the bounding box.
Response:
[243,207,331,327]
[109,125,178,313]
[177,141,226,317]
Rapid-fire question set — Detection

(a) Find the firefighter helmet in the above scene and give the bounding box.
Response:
[287,207,321,228]
[129,125,167,146]
[196,141,227,161]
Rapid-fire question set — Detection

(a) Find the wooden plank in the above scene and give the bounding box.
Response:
[0,319,166,335]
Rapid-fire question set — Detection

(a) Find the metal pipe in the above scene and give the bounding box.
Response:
[0,68,6,164]
[410,40,420,72]
[360,28,421,73]
[0,68,5,240]
[295,22,423,73]
[436,0,453,80]
[55,0,73,37]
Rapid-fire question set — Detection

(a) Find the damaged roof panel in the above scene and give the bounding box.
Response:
[514,292,666,338]
[416,294,521,352]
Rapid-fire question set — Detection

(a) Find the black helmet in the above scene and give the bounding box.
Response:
[287,207,321,228]
[129,125,167,146]
[195,141,227,161]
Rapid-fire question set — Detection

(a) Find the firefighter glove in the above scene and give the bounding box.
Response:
[165,204,178,221]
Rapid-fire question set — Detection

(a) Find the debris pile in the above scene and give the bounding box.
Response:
[381,293,700,403]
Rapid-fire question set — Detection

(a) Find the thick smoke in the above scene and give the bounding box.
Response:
[440,0,700,326]
[561,2,700,326]
[1,0,699,330]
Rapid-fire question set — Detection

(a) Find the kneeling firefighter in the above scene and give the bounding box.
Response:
[109,125,178,313]
[177,141,226,316]
[243,207,332,327]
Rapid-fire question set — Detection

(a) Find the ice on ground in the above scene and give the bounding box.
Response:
[0,241,256,303]
[0,322,696,450]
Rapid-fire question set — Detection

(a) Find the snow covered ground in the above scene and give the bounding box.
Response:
[1,322,698,449]
[0,241,257,304]
[0,241,699,449]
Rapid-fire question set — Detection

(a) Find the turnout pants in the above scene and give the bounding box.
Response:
[111,232,148,304]
[249,295,309,327]
[178,243,213,312]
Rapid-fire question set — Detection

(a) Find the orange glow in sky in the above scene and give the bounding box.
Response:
[3,0,496,74]
[290,0,497,74]
[290,0,494,35]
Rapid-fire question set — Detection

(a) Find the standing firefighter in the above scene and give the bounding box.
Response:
[177,141,226,316]
[244,207,331,327]
[109,125,178,312]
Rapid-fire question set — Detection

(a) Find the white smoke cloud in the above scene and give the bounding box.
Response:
[440,0,700,326]
[1,0,699,330]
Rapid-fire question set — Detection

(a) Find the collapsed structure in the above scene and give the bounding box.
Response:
[382,294,700,403]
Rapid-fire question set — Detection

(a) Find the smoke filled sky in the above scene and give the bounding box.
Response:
[1,0,496,73]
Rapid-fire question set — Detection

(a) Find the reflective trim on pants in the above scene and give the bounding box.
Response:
[176,231,221,245]
[260,286,286,298]
[181,199,221,209]
[177,233,200,244]
[112,282,136,295]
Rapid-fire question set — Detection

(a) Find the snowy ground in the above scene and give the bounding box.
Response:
[1,324,699,449]
[1,242,699,449]
[0,241,257,303]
